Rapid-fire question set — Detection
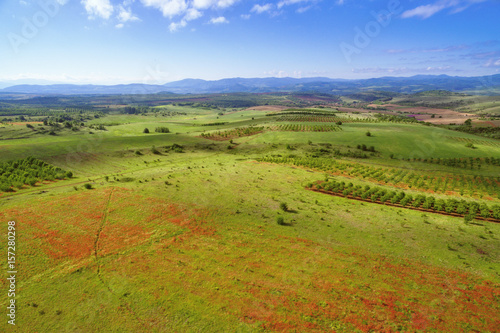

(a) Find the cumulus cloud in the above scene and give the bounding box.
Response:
[401,0,487,19]
[140,0,188,18]
[192,0,237,9]
[210,16,228,24]
[184,7,203,20]
[251,3,272,14]
[117,4,141,22]
[169,8,202,31]
[169,20,187,31]
[82,0,114,19]
[277,0,314,9]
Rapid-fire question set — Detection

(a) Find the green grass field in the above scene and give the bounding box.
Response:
[1,103,499,332]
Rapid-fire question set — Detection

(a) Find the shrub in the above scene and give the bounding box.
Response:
[276,216,285,225]
[143,128,150,133]
[279,202,288,212]
[366,131,371,137]
[83,183,93,190]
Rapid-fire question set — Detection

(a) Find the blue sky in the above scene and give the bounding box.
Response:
[0,0,499,85]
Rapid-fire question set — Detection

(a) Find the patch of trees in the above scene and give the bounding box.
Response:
[356,144,376,152]
[0,156,72,192]
[155,127,170,133]
[200,122,228,126]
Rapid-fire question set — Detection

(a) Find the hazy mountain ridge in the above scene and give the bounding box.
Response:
[1,74,500,95]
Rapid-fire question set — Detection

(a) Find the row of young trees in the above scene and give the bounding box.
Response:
[200,126,265,140]
[308,179,500,220]
[272,124,342,132]
[401,156,500,170]
[258,156,500,199]
[0,156,72,192]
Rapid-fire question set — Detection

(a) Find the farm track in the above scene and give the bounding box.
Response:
[93,188,148,329]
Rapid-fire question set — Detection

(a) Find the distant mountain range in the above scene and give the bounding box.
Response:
[1,74,499,95]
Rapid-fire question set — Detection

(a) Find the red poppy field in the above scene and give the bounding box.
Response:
[1,187,499,332]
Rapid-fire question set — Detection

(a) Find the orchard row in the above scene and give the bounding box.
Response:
[270,124,342,132]
[200,126,265,141]
[402,156,500,170]
[307,179,500,221]
[258,156,500,200]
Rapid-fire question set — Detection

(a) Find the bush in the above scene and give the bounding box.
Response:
[279,202,288,212]
[276,216,285,225]
[143,128,150,133]
[83,183,93,190]
[366,131,371,137]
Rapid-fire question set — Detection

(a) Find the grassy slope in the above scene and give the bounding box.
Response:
[1,108,500,332]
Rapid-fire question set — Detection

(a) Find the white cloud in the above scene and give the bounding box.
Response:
[277,0,313,9]
[115,23,125,28]
[210,16,228,24]
[168,8,202,32]
[401,3,447,19]
[192,0,213,9]
[192,0,237,9]
[169,20,187,31]
[251,3,272,14]
[216,0,237,8]
[117,5,141,22]
[140,0,187,17]
[81,0,114,19]
[484,58,500,67]
[401,0,487,19]
[184,8,202,20]
[241,14,251,19]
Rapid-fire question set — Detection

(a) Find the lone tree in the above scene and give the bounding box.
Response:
[143,128,150,133]
[366,131,371,137]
